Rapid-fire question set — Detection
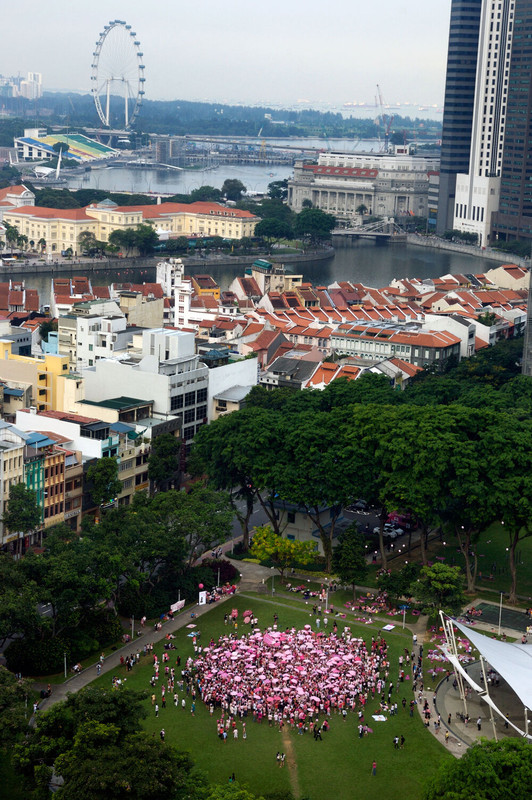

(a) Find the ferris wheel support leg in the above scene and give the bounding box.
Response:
[106,80,111,127]
[125,85,129,129]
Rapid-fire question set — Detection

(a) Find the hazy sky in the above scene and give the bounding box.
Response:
[3,0,452,108]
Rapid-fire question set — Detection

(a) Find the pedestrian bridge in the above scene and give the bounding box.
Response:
[332,219,407,243]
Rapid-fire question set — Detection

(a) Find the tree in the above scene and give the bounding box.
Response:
[56,724,201,800]
[52,141,70,157]
[150,487,233,567]
[5,222,19,255]
[254,198,295,224]
[133,222,159,255]
[424,738,532,800]
[250,525,315,580]
[484,416,532,602]
[0,666,34,747]
[191,413,263,552]
[148,433,181,492]
[276,409,355,572]
[189,185,222,202]
[411,563,465,616]
[0,553,42,647]
[17,233,28,253]
[254,218,293,248]
[355,203,368,215]
[78,230,98,255]
[37,237,46,253]
[377,563,419,606]
[3,483,41,551]
[14,687,207,800]
[86,457,121,508]
[294,207,336,244]
[222,179,246,202]
[267,179,288,201]
[301,198,313,209]
[332,526,368,600]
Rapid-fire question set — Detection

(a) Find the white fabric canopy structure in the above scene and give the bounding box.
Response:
[451,619,532,711]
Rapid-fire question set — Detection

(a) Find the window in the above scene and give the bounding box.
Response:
[287,511,296,524]
[197,388,207,403]
[183,426,195,441]
[184,391,195,407]
[170,395,183,411]
[196,405,207,420]
[184,409,195,424]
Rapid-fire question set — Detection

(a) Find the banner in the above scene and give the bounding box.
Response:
[170,600,185,613]
[198,591,207,606]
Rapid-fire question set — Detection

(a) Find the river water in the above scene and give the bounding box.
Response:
[27,143,494,304]
[11,241,497,307]
[62,137,435,196]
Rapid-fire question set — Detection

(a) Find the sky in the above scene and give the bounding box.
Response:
[3,0,452,110]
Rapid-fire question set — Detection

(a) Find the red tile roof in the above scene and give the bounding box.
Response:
[7,206,92,220]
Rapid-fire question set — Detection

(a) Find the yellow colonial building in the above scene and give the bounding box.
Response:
[3,198,259,255]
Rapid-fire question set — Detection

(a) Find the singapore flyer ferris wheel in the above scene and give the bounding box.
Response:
[91,20,145,129]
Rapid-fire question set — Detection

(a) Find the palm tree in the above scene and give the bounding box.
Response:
[5,223,19,256]
[37,237,46,254]
[17,234,28,254]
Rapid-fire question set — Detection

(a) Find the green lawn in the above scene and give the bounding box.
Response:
[426,522,532,599]
[94,595,450,799]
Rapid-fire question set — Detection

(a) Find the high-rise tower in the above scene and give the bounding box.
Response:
[452,0,515,247]
[493,2,532,244]
[436,0,482,235]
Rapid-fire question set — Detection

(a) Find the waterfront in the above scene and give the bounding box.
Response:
[64,163,295,196]
[9,240,500,308]
[62,136,438,196]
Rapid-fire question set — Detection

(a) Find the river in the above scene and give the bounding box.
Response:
[10,241,498,308]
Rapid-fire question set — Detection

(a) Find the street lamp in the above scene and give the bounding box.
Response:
[498,591,503,637]
[271,566,275,596]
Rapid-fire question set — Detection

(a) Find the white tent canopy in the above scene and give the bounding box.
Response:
[452,619,532,711]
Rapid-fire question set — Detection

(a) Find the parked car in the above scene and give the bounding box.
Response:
[373,523,403,540]
[346,499,369,512]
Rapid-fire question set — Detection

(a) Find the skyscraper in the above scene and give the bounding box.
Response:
[436,0,482,235]
[452,0,515,247]
[493,2,532,244]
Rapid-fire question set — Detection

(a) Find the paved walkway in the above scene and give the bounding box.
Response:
[36,556,273,711]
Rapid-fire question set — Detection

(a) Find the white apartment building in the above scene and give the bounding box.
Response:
[82,329,209,448]
[453,0,515,246]
[58,308,137,369]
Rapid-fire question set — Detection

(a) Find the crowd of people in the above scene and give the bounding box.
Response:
[193,624,391,731]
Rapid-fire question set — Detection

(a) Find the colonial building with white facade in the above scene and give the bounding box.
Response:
[288,148,440,221]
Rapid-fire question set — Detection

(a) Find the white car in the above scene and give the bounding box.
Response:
[373,524,403,539]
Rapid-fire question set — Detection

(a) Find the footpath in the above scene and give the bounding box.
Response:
[36,556,273,711]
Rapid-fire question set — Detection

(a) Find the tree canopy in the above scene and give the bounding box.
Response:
[250,525,315,579]
[86,457,122,508]
[423,738,532,800]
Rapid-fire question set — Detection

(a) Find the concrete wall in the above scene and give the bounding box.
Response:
[15,409,103,459]
[206,358,258,421]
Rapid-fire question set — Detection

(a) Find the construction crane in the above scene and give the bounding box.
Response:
[376,84,394,154]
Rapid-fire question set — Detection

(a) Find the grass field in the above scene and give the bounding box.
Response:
[94,595,450,800]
